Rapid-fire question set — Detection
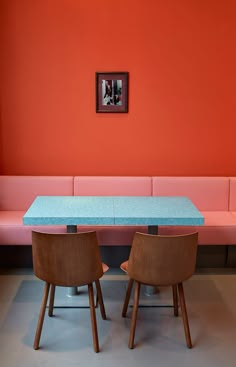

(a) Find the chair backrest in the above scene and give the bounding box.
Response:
[32,231,103,287]
[127,232,198,286]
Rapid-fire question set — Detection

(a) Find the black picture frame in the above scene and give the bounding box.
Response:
[96,72,129,113]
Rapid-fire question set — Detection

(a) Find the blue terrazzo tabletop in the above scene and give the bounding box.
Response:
[23,196,204,226]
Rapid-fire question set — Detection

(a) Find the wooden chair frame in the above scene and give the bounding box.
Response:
[121,232,198,349]
[32,231,108,353]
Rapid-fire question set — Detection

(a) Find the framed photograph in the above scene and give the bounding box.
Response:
[96,72,129,113]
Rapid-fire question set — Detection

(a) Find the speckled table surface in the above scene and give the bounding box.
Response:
[23,195,204,226]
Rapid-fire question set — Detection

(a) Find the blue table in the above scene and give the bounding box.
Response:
[23,195,204,228]
[23,196,204,301]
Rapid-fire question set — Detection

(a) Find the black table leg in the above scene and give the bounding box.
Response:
[67,225,77,233]
[148,225,158,235]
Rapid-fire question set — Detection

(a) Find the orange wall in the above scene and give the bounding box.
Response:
[1,0,236,176]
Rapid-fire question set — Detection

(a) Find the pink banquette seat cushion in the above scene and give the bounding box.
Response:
[159,212,236,245]
[0,211,66,244]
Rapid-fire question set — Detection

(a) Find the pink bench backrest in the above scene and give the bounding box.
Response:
[74,176,152,196]
[152,177,229,211]
[229,178,236,211]
[0,176,74,211]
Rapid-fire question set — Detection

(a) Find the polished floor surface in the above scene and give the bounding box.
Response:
[0,268,236,367]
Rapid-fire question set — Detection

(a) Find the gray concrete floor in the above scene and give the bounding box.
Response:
[0,268,236,367]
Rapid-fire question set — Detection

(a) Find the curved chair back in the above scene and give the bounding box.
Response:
[32,231,103,287]
[127,232,198,286]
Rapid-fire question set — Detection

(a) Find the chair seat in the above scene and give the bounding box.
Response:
[102,263,109,273]
[120,261,128,273]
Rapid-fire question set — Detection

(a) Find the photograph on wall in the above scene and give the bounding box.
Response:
[96,72,129,113]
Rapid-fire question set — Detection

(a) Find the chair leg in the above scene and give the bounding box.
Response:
[48,285,56,317]
[129,281,141,349]
[122,278,134,317]
[172,285,178,317]
[95,280,106,320]
[34,282,50,350]
[88,283,99,353]
[178,282,192,348]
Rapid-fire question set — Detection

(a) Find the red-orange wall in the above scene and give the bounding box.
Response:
[1,0,236,176]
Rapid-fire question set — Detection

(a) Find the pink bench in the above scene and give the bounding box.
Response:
[1,175,236,248]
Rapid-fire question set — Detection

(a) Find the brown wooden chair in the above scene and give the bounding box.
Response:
[32,230,108,353]
[120,232,198,349]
